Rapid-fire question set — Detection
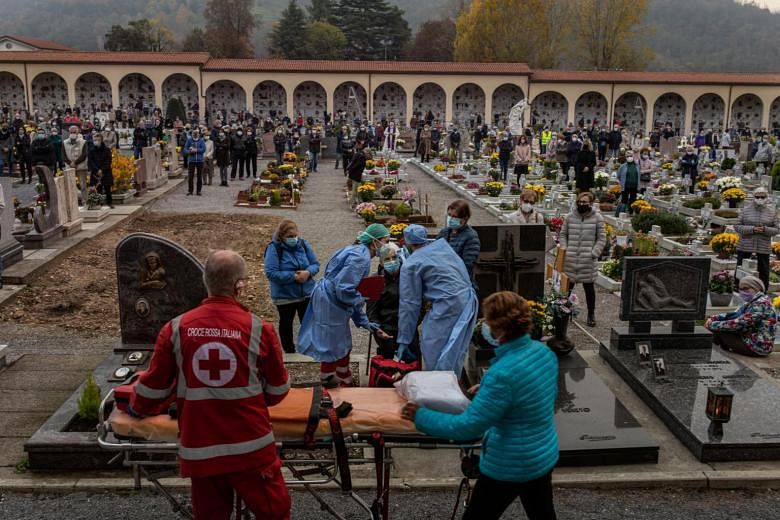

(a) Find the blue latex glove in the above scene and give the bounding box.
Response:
[395,343,417,362]
[367,321,381,331]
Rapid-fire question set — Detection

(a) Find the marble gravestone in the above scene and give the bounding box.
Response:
[167,144,182,179]
[142,145,166,189]
[53,168,82,236]
[610,257,713,351]
[116,233,207,349]
[472,224,546,305]
[0,175,23,270]
[24,165,63,249]
[133,156,147,196]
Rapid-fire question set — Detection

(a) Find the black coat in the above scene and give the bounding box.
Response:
[230,134,245,157]
[87,144,113,185]
[346,151,366,182]
[133,128,148,148]
[244,135,258,155]
[14,133,30,160]
[215,137,230,166]
[30,137,54,168]
[575,149,597,190]
[366,272,420,357]
[608,130,622,149]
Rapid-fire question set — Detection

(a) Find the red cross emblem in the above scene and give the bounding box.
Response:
[192,343,237,387]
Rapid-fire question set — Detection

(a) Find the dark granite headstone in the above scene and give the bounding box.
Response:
[600,343,780,462]
[472,224,546,304]
[612,257,713,350]
[116,233,207,348]
[0,175,23,270]
[23,165,64,249]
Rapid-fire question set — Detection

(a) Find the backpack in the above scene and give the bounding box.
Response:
[368,355,420,388]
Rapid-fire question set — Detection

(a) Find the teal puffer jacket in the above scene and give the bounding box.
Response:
[414,334,559,482]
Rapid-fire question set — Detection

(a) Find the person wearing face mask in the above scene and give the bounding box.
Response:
[638,147,654,194]
[397,224,478,372]
[264,220,320,354]
[418,124,432,162]
[706,276,776,357]
[272,126,287,165]
[575,140,596,193]
[734,187,778,291]
[229,127,246,180]
[184,129,206,196]
[679,145,699,194]
[560,192,606,327]
[244,127,259,178]
[298,224,392,386]
[87,133,114,208]
[202,129,214,186]
[402,291,558,520]
[128,250,292,520]
[608,124,622,158]
[102,123,118,150]
[215,128,231,187]
[0,123,14,176]
[753,135,773,173]
[366,243,420,360]
[513,135,531,184]
[48,128,64,170]
[631,132,644,151]
[12,127,31,183]
[437,200,481,284]
[30,128,55,171]
[509,189,545,224]
[616,150,640,213]
[62,126,89,204]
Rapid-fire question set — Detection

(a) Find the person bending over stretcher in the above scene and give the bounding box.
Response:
[130,250,292,520]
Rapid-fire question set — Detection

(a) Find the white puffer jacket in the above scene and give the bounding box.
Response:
[560,208,606,284]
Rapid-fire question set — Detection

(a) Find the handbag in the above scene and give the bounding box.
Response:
[368,355,420,388]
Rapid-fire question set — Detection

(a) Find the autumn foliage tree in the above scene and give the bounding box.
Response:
[453,0,559,67]
[574,0,653,70]
[203,0,257,58]
[404,19,456,62]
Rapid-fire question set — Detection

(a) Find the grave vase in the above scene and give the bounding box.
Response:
[727,199,738,209]
[709,291,733,307]
[552,313,570,338]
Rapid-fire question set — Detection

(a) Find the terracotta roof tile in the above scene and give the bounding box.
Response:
[203,58,532,75]
[0,35,74,51]
[0,50,209,65]
[531,69,780,86]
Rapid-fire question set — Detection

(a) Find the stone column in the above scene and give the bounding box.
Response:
[67,80,76,109]
[484,92,493,129]
[154,84,163,113]
[761,100,771,131]
[405,94,414,127]
[286,87,295,120]
[683,99,694,136]
[444,89,453,126]
[566,98,576,127]
[326,89,334,121]
[647,101,658,137]
[111,82,120,113]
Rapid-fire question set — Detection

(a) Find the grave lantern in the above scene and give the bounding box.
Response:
[705,384,734,424]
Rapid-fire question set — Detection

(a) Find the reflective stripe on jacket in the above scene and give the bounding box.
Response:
[131,296,289,478]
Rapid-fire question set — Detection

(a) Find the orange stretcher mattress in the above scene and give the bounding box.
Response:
[109,387,419,443]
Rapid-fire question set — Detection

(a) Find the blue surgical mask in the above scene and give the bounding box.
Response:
[446,216,462,228]
[481,322,500,347]
[284,237,299,248]
[739,290,755,303]
[383,259,400,274]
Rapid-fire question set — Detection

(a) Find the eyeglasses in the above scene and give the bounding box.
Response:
[755,196,768,199]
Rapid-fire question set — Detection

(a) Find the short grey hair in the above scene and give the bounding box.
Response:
[754,186,768,195]
[203,250,248,296]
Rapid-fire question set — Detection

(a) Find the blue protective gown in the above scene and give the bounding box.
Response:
[397,239,478,373]
[297,244,371,362]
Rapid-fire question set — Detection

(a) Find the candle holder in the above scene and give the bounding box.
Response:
[705,383,734,437]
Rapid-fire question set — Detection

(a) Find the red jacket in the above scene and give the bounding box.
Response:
[130,296,289,478]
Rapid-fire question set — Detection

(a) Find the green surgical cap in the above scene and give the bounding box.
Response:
[357,223,390,245]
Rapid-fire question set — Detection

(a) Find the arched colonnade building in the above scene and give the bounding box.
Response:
[1,50,779,134]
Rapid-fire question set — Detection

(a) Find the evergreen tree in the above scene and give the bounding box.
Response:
[333,0,411,60]
[203,0,257,58]
[269,0,308,59]
[308,0,335,22]
[180,27,207,52]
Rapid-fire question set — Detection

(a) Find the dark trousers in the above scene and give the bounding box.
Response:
[499,156,509,180]
[246,153,257,177]
[99,180,113,206]
[231,155,245,179]
[515,163,529,185]
[276,299,310,353]
[16,159,31,181]
[558,161,569,179]
[188,161,203,194]
[462,471,556,520]
[621,187,638,213]
[736,251,770,293]
[598,146,607,162]
[570,282,596,316]
[218,164,229,185]
[712,330,761,357]
[275,147,284,164]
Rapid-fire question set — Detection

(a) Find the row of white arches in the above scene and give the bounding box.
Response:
[1,70,779,131]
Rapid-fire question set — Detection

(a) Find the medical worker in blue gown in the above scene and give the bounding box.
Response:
[396,224,478,373]
[298,223,392,386]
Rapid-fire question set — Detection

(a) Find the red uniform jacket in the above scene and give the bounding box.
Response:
[130,296,289,478]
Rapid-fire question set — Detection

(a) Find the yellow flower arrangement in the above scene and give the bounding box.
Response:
[484,181,505,197]
[175,146,182,154]
[111,149,136,193]
[490,152,499,161]
[283,151,297,162]
[608,184,622,194]
[523,183,546,200]
[721,187,746,202]
[357,183,376,194]
[710,232,739,258]
[604,222,615,239]
[772,242,780,256]
[661,162,673,170]
[696,180,709,190]
[390,223,408,236]
[433,163,446,172]
[701,172,716,182]
[365,159,376,170]
[631,199,653,213]
[773,295,780,309]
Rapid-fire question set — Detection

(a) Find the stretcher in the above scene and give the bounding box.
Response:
[97,385,480,520]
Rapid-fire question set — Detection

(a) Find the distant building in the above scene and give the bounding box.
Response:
[0,35,73,52]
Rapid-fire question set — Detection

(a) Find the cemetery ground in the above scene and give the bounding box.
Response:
[1,161,780,518]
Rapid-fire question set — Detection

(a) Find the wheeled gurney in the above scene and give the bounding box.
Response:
[97,385,480,520]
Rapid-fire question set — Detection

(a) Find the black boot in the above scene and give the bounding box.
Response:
[587,312,596,327]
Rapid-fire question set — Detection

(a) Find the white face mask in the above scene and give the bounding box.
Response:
[69,133,78,140]
[755,198,767,206]
[521,202,533,213]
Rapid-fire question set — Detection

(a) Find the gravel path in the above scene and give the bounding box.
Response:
[1,488,777,519]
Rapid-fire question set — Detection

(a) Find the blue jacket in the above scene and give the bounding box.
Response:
[415,334,559,482]
[297,244,372,362]
[263,237,320,304]
[183,136,206,163]
[436,225,481,281]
